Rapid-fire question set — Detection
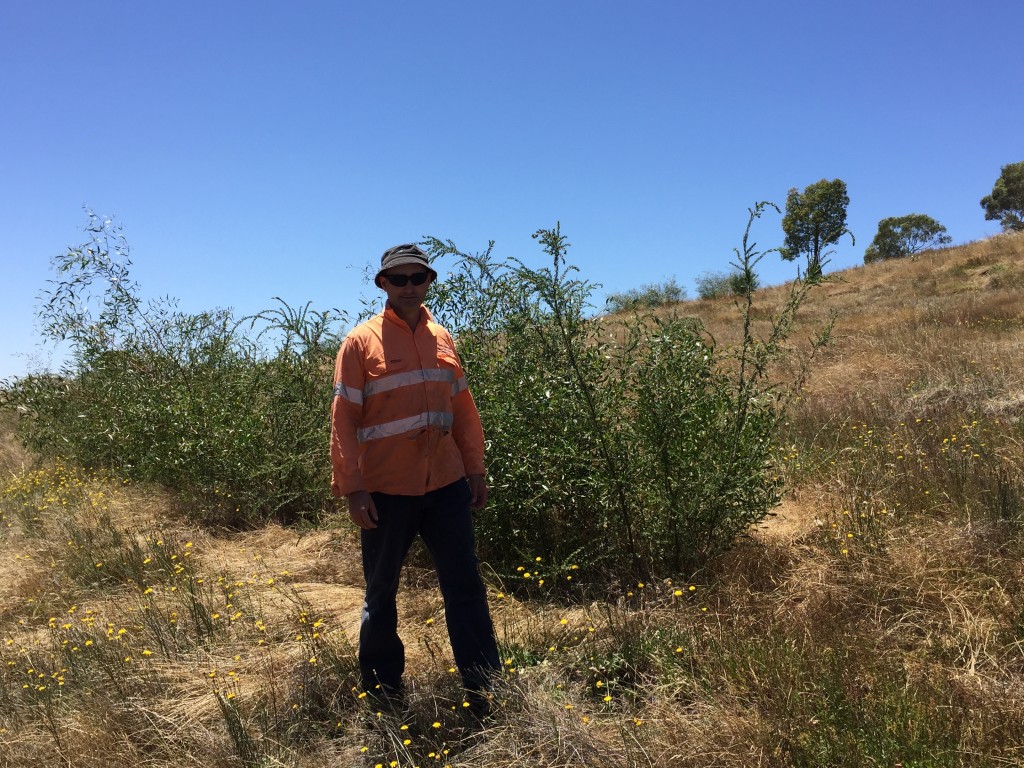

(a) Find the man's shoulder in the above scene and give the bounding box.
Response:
[423,312,453,340]
[344,312,386,342]
[425,321,460,363]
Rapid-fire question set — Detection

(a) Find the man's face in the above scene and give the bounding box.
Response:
[380,263,433,314]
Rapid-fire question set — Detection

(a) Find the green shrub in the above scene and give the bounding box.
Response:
[695,268,760,299]
[604,278,686,313]
[427,204,827,581]
[7,205,826,580]
[4,212,346,526]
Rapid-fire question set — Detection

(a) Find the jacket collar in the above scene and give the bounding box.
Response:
[382,302,434,329]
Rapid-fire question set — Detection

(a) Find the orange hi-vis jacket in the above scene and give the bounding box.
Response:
[330,303,486,498]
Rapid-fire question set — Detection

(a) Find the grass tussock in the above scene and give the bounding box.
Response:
[2,232,1024,766]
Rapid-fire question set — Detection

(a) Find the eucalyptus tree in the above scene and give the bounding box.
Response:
[864,214,952,263]
[981,161,1024,233]
[780,178,853,279]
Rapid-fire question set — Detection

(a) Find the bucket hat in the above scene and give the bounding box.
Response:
[375,244,437,287]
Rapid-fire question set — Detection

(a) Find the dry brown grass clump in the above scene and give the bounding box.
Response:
[0,411,29,479]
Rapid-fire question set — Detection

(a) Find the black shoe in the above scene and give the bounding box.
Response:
[464,690,493,724]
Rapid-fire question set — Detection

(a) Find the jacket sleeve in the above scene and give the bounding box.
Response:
[446,334,486,477]
[452,387,486,477]
[330,335,366,497]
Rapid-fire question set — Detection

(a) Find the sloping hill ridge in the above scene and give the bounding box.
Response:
[690,230,1024,413]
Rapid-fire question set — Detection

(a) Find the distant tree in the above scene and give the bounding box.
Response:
[605,278,686,313]
[863,214,952,263]
[728,267,760,296]
[780,178,853,279]
[695,271,730,300]
[980,161,1024,233]
[695,269,759,300]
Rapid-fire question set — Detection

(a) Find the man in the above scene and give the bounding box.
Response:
[330,243,500,715]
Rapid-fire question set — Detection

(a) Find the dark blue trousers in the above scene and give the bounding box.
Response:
[359,478,500,695]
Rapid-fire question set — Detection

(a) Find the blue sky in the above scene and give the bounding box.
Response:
[2,1,1022,380]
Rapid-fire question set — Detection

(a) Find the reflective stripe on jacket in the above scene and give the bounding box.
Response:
[330,303,485,497]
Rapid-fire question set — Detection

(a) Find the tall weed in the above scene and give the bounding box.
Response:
[427,204,828,579]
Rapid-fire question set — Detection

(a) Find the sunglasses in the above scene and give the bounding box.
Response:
[383,271,430,287]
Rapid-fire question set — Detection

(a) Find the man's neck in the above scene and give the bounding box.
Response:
[390,302,421,331]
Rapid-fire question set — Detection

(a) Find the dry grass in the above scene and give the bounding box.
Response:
[3,233,1024,766]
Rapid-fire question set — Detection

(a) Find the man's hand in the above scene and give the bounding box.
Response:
[347,490,378,529]
[467,474,488,511]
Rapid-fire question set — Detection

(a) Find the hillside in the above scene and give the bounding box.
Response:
[698,231,1024,535]
[696,231,1023,406]
[2,233,1023,767]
